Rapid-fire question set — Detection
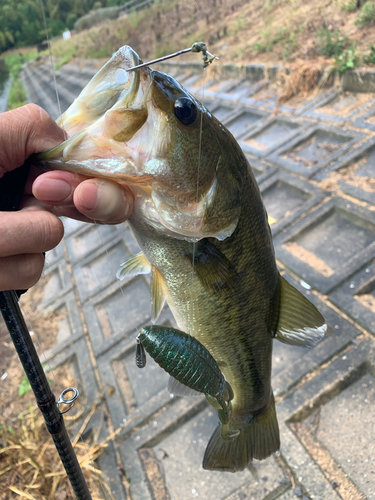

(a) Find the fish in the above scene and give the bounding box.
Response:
[35,45,327,472]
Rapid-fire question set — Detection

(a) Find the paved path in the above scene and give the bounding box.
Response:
[20,61,375,500]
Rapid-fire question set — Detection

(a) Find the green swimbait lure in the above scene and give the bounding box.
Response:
[137,325,236,435]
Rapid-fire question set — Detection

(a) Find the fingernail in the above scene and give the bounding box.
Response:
[78,180,130,221]
[35,178,72,202]
[77,181,98,211]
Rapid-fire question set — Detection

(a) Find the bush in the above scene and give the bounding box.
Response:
[74,6,122,32]
[341,0,358,12]
[356,1,375,26]
[334,45,362,72]
[363,45,375,64]
[317,28,351,57]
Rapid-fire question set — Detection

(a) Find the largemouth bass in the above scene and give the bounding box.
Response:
[36,46,327,472]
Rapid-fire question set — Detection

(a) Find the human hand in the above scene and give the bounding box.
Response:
[0,104,134,291]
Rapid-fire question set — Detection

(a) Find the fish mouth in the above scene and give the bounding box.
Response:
[34,46,155,186]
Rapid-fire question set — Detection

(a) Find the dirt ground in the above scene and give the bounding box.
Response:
[45,0,375,70]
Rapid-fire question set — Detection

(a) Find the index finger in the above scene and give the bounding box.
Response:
[0,104,67,178]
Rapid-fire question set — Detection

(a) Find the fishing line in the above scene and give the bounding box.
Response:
[33,4,110,497]
[17,289,59,388]
[39,0,62,119]
[94,220,141,328]
[94,220,146,359]
[17,284,111,499]
[190,68,207,334]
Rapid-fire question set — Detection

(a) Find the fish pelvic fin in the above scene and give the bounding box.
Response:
[273,275,327,348]
[203,395,280,472]
[151,266,166,323]
[116,252,151,281]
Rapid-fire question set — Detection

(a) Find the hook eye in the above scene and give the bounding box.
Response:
[56,387,79,414]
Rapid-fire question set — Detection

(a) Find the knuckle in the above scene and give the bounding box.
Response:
[18,253,45,288]
[24,103,47,121]
[33,212,64,251]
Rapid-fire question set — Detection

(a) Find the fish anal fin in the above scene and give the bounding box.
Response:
[203,395,280,472]
[273,275,327,348]
[116,252,151,281]
[151,266,166,323]
[185,239,239,294]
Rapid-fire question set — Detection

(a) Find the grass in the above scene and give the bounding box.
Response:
[341,0,358,11]
[363,44,375,64]
[0,397,129,499]
[54,49,76,71]
[19,0,375,73]
[254,25,302,59]
[7,77,27,110]
[316,27,362,72]
[254,27,287,53]
[2,50,38,110]
[317,27,351,57]
[356,0,375,26]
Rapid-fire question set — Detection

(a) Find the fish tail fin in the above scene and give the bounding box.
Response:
[203,395,280,472]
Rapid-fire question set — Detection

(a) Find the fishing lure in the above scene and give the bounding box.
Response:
[136,325,237,438]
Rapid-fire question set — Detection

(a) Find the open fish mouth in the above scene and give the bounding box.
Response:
[35,46,155,186]
[35,44,242,242]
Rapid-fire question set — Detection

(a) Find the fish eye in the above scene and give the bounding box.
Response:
[174,97,198,125]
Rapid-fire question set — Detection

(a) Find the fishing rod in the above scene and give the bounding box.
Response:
[0,162,93,500]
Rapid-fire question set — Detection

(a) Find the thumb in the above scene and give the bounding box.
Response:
[0,104,67,178]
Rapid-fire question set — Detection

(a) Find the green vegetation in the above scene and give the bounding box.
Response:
[317,27,351,57]
[316,28,362,72]
[254,26,302,59]
[8,77,27,110]
[363,44,375,64]
[356,1,375,26]
[74,5,123,32]
[3,51,37,109]
[18,366,52,396]
[341,0,358,12]
[54,48,76,70]
[4,51,37,77]
[333,45,362,72]
[254,27,288,53]
[0,0,128,53]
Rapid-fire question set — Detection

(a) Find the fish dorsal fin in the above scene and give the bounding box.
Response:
[151,266,166,323]
[274,275,327,348]
[116,252,151,281]
[167,376,201,397]
[185,239,239,294]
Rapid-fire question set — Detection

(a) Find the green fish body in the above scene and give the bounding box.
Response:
[35,45,327,472]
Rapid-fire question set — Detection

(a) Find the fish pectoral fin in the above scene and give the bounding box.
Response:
[116,252,151,281]
[151,266,166,323]
[185,239,239,294]
[203,394,280,472]
[273,275,327,348]
[167,376,201,397]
